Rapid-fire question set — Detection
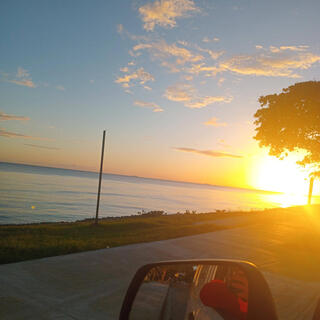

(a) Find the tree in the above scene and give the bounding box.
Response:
[253,81,320,203]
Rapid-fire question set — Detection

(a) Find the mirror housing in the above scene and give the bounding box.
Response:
[119,259,278,320]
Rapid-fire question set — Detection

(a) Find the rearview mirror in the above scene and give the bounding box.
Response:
[119,260,278,320]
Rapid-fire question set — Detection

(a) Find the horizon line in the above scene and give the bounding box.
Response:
[0,160,281,195]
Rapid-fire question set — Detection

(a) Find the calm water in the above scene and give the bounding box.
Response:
[0,162,315,224]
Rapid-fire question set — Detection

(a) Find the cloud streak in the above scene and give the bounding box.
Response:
[202,37,220,43]
[0,112,30,121]
[218,46,320,78]
[24,143,60,150]
[174,147,242,158]
[183,45,320,78]
[0,128,51,141]
[9,79,36,88]
[139,0,199,31]
[134,100,163,112]
[164,83,232,108]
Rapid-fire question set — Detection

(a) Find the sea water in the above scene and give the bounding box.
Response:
[0,162,314,224]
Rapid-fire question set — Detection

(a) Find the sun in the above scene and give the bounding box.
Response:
[252,155,309,195]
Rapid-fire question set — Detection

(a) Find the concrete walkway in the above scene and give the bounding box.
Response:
[1,212,320,320]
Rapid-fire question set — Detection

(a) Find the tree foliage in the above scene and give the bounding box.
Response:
[254,81,320,176]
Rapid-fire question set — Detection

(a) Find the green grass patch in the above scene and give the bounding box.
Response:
[0,212,250,264]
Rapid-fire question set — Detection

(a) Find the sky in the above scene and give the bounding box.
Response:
[1,0,320,192]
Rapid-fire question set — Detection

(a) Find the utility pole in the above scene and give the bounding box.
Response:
[308,177,314,205]
[95,130,106,225]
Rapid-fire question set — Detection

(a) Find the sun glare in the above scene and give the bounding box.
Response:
[252,155,309,195]
[266,192,309,208]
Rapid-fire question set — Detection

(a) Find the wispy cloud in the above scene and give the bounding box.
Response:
[204,49,224,60]
[24,143,60,150]
[269,45,309,52]
[203,117,227,127]
[202,37,220,43]
[5,67,36,88]
[132,40,204,72]
[8,79,36,88]
[185,63,219,76]
[0,128,51,140]
[180,42,224,60]
[183,45,320,78]
[134,100,163,112]
[164,83,232,108]
[115,67,154,89]
[139,0,199,31]
[0,112,30,121]
[1,67,67,90]
[117,27,225,79]
[118,25,150,43]
[174,147,242,158]
[217,45,320,78]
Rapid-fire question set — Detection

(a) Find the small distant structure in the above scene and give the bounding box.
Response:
[95,130,106,225]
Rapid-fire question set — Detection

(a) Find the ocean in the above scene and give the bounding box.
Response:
[0,162,314,224]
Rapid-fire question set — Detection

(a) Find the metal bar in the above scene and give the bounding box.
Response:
[308,177,314,205]
[95,130,106,224]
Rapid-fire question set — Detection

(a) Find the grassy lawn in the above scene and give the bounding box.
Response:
[0,212,250,264]
[2,206,320,281]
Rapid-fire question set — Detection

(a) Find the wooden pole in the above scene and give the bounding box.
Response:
[308,177,314,205]
[95,130,106,225]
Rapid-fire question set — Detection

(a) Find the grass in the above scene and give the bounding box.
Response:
[2,206,320,281]
[0,211,251,264]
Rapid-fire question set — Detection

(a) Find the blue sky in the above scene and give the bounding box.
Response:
[1,0,320,191]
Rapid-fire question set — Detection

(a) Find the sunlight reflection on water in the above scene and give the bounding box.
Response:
[264,192,310,208]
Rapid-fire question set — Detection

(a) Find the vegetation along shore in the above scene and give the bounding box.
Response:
[1,206,318,265]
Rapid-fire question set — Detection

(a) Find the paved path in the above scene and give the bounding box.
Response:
[1,210,320,320]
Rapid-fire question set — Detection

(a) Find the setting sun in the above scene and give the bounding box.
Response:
[253,155,309,194]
